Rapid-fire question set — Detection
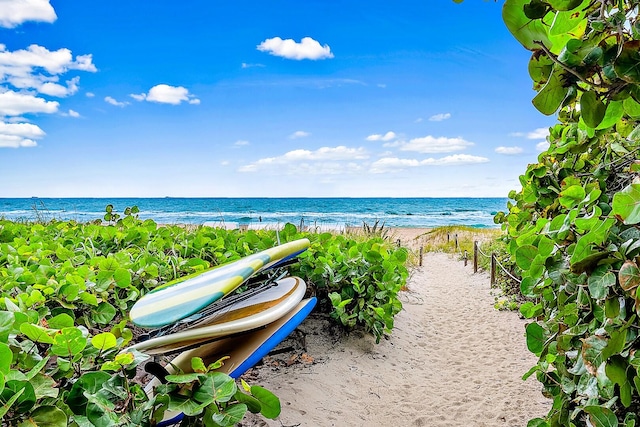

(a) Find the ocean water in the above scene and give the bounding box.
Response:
[0,198,508,229]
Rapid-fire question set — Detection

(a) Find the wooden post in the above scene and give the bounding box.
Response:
[454,234,459,251]
[490,253,496,285]
[473,241,478,273]
[419,247,423,267]
[447,233,450,243]
[463,250,468,266]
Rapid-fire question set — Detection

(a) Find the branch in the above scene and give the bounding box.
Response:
[534,41,607,89]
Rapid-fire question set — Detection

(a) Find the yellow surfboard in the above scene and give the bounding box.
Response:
[128,276,307,355]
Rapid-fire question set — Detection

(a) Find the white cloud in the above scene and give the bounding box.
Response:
[0,120,45,148]
[104,96,129,107]
[85,92,95,98]
[495,146,523,155]
[257,37,334,60]
[366,131,396,142]
[290,130,310,139]
[0,45,95,97]
[394,135,474,153]
[0,90,58,116]
[429,113,451,122]
[536,141,550,151]
[67,109,79,117]
[234,140,249,146]
[239,146,368,173]
[370,154,489,173]
[0,0,56,28]
[527,127,549,139]
[39,76,79,97]
[241,62,265,69]
[131,84,200,105]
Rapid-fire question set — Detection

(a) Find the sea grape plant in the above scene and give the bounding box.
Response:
[492,0,640,425]
[0,206,409,425]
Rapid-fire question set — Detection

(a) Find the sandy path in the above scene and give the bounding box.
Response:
[242,252,550,426]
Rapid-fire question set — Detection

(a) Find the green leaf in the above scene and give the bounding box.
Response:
[614,41,640,83]
[51,327,87,357]
[516,245,538,270]
[30,373,59,399]
[1,380,36,412]
[0,343,11,375]
[584,405,619,427]
[93,302,117,325]
[526,322,545,356]
[582,335,608,375]
[532,69,570,115]
[503,0,551,51]
[113,268,132,288]
[91,332,117,351]
[559,184,586,208]
[581,91,606,128]
[588,268,616,299]
[623,96,640,118]
[20,323,55,344]
[210,403,248,426]
[20,405,68,427]
[547,0,582,11]
[520,302,543,318]
[234,390,262,414]
[613,184,640,224]
[596,101,624,130]
[166,373,202,384]
[251,385,281,419]
[0,311,14,342]
[0,387,25,419]
[48,313,74,329]
[67,371,111,414]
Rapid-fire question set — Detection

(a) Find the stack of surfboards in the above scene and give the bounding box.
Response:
[127,238,316,423]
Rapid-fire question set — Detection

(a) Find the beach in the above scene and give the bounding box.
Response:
[240,242,550,426]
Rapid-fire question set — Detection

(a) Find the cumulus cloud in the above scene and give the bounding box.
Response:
[366,131,396,142]
[0,44,95,97]
[0,89,58,116]
[0,120,45,148]
[257,37,334,60]
[234,140,250,146]
[536,141,550,151]
[131,84,200,105]
[67,109,79,117]
[104,96,129,107]
[392,135,474,153]
[429,113,451,122]
[239,146,368,173]
[495,146,523,155]
[527,127,549,139]
[289,130,310,139]
[370,154,489,173]
[0,0,56,28]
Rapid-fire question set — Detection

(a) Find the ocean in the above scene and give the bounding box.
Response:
[0,198,508,229]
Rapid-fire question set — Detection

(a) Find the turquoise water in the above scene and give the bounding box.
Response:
[0,198,508,228]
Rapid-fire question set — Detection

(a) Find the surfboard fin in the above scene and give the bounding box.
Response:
[145,362,170,384]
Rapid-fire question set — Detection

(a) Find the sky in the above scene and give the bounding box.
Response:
[0,0,556,198]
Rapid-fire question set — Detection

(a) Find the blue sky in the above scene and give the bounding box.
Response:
[0,0,555,198]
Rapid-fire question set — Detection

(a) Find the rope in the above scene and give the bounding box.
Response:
[493,256,522,284]
[474,241,522,284]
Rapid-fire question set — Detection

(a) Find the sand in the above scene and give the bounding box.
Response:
[240,250,551,427]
